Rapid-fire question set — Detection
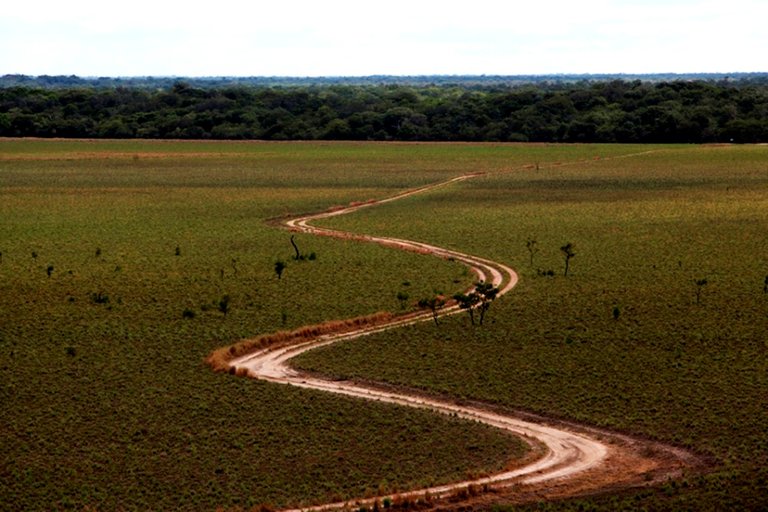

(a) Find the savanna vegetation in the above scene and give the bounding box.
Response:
[2,140,767,511]
[2,78,768,142]
[293,145,768,510]
[0,139,560,511]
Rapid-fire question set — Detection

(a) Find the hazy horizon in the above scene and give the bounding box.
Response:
[2,0,766,77]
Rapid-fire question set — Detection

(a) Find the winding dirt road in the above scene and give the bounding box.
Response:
[224,172,699,510]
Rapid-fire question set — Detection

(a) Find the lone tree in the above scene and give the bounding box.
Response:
[290,235,303,261]
[560,242,576,277]
[418,295,446,327]
[274,259,287,279]
[526,239,539,267]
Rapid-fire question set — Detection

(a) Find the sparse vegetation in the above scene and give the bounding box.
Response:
[453,292,480,325]
[274,259,287,279]
[418,295,447,327]
[295,143,768,511]
[4,140,768,511]
[526,239,538,267]
[396,291,410,310]
[1,139,512,511]
[453,281,500,326]
[560,242,576,277]
[90,291,110,304]
[218,295,231,317]
[695,278,708,305]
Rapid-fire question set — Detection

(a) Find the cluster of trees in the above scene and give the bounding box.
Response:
[2,79,767,142]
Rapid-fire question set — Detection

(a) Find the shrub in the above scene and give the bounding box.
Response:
[218,295,231,317]
[90,291,110,304]
[274,259,287,279]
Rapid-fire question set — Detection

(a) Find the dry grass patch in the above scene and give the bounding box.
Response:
[206,312,394,372]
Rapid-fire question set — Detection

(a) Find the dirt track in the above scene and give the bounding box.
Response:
[226,172,701,510]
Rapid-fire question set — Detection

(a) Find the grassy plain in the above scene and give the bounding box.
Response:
[0,139,580,511]
[295,145,768,510]
[4,140,761,511]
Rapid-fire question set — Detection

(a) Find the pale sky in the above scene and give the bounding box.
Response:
[1,0,766,77]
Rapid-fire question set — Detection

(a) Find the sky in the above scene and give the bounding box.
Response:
[1,0,766,77]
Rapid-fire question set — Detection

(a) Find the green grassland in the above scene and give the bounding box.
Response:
[0,139,558,511]
[294,145,768,510]
[3,140,763,511]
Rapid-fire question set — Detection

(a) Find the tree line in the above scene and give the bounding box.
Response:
[1,79,767,142]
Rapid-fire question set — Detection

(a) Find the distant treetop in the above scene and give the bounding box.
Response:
[1,74,767,143]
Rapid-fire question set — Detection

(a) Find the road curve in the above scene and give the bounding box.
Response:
[225,172,695,510]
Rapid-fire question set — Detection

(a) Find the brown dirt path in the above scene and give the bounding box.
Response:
[221,165,702,510]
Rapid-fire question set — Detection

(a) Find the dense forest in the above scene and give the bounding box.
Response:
[2,75,768,142]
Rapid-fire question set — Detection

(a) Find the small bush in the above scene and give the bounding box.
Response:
[274,259,287,279]
[218,295,231,316]
[90,292,110,304]
[182,308,196,319]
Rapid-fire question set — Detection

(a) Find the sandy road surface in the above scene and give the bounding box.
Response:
[226,172,698,510]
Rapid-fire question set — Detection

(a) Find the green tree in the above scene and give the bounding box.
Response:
[418,295,446,327]
[453,292,480,325]
[474,281,500,325]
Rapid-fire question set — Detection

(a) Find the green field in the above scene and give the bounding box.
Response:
[1,140,543,511]
[295,144,768,510]
[2,140,766,510]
